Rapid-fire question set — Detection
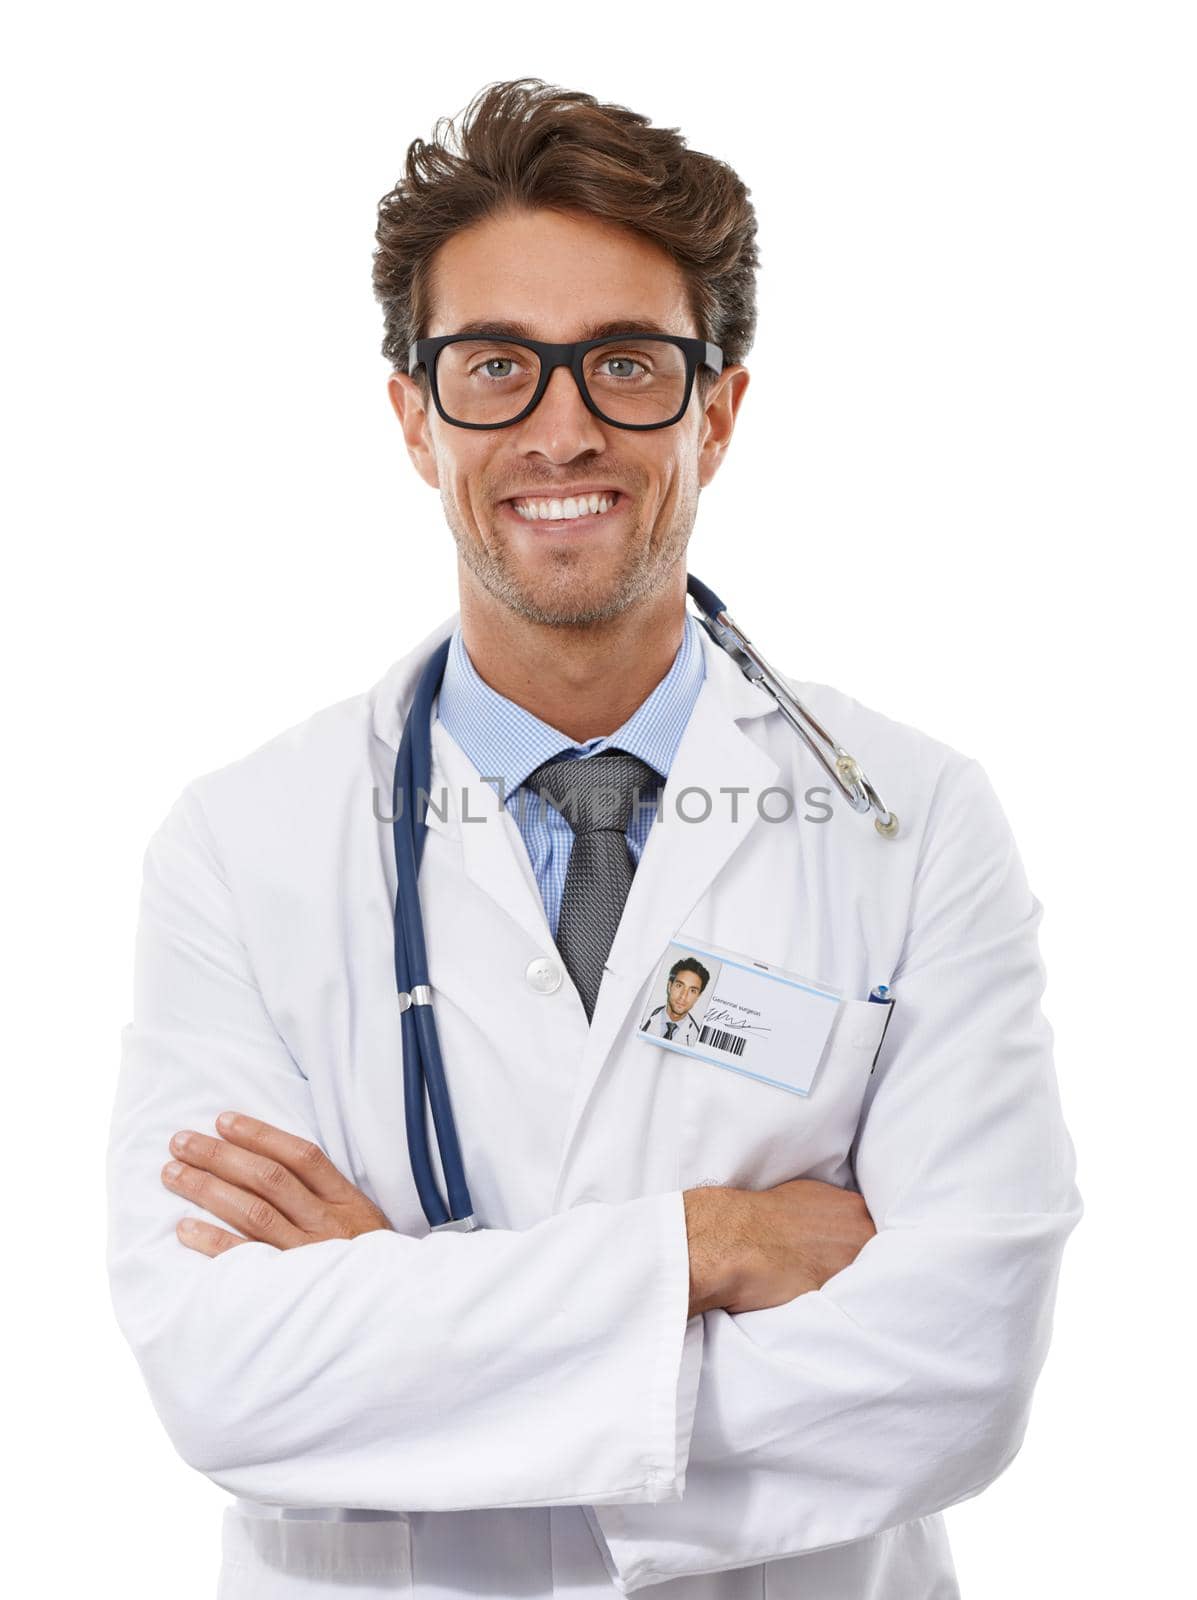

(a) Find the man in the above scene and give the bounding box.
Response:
[106,79,1082,1598]
[641,957,710,1046]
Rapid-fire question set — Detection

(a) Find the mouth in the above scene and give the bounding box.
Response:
[499,490,628,533]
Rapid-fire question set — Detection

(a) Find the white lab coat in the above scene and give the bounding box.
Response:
[106,612,1082,1598]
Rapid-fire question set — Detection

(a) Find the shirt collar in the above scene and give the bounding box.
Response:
[436,611,706,805]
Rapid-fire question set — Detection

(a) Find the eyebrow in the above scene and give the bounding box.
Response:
[447,319,675,340]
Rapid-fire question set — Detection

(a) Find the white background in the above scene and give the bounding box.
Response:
[5,3,1192,1594]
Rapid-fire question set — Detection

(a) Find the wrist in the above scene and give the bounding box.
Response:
[683,1185,752,1317]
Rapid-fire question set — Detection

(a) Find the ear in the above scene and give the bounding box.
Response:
[387,371,440,490]
[697,365,751,489]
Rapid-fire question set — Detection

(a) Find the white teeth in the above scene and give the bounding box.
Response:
[511,493,616,521]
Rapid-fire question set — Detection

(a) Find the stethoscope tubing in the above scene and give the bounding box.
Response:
[392,637,474,1230]
[685,575,898,836]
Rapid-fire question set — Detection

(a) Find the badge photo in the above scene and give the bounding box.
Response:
[639,946,723,1050]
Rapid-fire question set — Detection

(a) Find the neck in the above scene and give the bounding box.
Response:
[457,563,688,741]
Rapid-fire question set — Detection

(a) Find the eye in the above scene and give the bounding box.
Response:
[597,354,647,380]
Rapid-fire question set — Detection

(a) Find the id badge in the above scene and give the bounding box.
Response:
[637,938,850,1096]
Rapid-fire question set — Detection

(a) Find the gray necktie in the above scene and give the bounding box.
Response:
[526,748,661,1022]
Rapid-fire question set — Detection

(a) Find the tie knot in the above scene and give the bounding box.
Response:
[525,748,661,835]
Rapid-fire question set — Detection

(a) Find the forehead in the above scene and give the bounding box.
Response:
[426,205,696,342]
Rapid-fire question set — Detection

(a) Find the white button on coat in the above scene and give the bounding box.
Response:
[526,956,563,994]
[106,612,1082,1599]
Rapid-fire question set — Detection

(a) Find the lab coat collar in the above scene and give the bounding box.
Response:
[369,611,458,754]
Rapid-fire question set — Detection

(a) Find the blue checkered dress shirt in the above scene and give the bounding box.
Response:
[435,612,706,938]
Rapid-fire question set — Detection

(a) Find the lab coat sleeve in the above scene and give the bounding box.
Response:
[586,755,1084,1592]
[106,783,703,1512]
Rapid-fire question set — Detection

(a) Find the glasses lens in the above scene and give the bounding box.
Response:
[435,340,539,426]
[434,337,688,427]
[586,337,688,426]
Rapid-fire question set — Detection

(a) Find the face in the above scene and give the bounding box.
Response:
[388,205,749,626]
[667,969,704,1018]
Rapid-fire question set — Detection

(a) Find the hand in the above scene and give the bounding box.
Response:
[727,1176,876,1313]
[684,1177,876,1317]
[161,1112,393,1257]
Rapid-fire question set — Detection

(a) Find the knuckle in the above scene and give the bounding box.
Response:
[296,1139,329,1176]
[246,1197,277,1233]
[257,1158,290,1193]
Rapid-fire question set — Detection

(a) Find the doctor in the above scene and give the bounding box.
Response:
[106,79,1082,1600]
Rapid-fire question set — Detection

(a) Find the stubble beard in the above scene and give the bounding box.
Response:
[446,492,696,627]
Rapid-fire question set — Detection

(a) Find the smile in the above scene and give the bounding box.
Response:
[503,491,625,528]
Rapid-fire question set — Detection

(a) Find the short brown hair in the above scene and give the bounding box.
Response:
[372,78,759,401]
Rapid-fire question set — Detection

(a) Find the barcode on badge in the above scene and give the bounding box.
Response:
[698,1025,748,1058]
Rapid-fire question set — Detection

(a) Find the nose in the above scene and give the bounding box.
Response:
[516,362,607,462]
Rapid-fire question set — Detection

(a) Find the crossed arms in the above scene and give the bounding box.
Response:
[107,758,1082,1590]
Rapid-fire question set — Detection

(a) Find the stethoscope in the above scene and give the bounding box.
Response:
[392,573,898,1233]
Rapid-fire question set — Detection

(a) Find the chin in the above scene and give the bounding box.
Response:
[470,540,660,627]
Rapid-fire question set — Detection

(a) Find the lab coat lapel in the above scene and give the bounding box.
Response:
[369,611,556,966]
[426,720,558,953]
[556,630,781,1167]
[370,612,457,752]
[372,609,555,954]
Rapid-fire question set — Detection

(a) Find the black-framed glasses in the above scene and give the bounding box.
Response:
[406,332,724,431]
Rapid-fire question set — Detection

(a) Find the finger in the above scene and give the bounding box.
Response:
[176,1217,252,1258]
[161,1159,308,1249]
[209,1113,355,1203]
[167,1128,327,1234]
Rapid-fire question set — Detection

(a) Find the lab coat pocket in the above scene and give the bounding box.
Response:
[217,1504,413,1598]
[677,996,892,1191]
